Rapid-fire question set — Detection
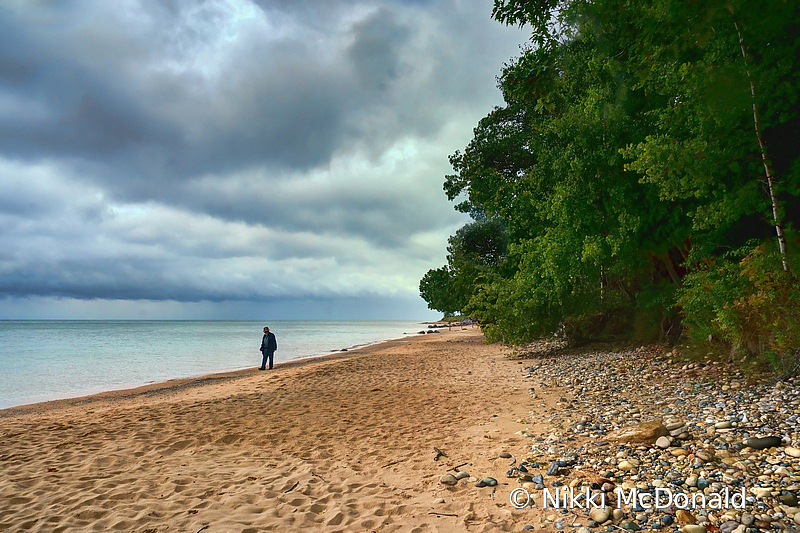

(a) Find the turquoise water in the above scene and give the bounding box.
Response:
[0,320,425,409]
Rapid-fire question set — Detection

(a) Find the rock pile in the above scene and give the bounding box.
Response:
[512,344,800,533]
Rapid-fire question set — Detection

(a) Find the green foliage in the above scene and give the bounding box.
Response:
[419,267,462,317]
[422,0,800,372]
[679,237,800,374]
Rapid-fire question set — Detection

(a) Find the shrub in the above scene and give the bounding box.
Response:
[678,238,800,375]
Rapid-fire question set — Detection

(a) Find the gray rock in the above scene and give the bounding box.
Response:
[621,520,641,531]
[440,474,458,486]
[475,476,497,487]
[744,436,783,450]
[719,521,740,533]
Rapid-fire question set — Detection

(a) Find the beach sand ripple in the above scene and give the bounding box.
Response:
[1,329,542,532]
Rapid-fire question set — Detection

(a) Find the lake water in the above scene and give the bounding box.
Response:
[0,320,426,409]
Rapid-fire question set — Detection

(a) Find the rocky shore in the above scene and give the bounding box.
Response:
[492,342,800,533]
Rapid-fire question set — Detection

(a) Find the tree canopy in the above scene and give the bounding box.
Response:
[421,0,800,372]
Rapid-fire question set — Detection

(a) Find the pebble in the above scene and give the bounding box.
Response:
[475,476,497,487]
[512,342,800,533]
[682,526,707,533]
[589,507,611,523]
[744,436,783,450]
[655,436,671,449]
[785,446,800,458]
[439,474,457,486]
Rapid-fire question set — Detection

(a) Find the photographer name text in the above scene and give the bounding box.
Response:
[510,486,747,511]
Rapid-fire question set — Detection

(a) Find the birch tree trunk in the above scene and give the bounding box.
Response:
[734,19,790,272]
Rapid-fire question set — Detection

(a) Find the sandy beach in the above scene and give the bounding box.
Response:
[4,329,800,533]
[0,328,545,532]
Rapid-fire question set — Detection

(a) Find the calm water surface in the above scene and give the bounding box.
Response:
[0,320,425,409]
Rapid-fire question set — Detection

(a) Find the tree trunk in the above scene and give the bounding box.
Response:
[734,19,789,272]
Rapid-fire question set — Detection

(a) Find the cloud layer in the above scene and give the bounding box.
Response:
[0,0,525,318]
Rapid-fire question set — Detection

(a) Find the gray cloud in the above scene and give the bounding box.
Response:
[0,0,525,318]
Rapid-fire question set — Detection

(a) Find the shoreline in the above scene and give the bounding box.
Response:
[2,327,532,532]
[0,331,430,418]
[0,323,436,415]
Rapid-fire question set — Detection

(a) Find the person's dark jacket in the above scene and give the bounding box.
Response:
[261,332,277,353]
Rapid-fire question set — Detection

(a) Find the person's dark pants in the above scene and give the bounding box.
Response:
[261,350,274,370]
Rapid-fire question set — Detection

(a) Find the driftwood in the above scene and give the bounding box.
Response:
[450,462,469,472]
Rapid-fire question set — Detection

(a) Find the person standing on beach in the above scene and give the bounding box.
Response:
[260,326,277,370]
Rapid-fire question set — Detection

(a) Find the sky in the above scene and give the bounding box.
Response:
[0,0,527,320]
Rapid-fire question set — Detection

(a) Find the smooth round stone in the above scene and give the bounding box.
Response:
[740,513,755,526]
[686,475,698,487]
[682,525,707,533]
[794,513,800,526]
[785,447,800,458]
[499,452,513,458]
[440,474,458,486]
[455,471,470,480]
[715,421,733,429]
[620,520,641,531]
[475,476,497,487]
[655,436,671,449]
[589,507,611,523]
[744,436,783,450]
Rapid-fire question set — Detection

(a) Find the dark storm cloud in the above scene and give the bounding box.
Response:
[0,0,526,316]
[0,0,436,190]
